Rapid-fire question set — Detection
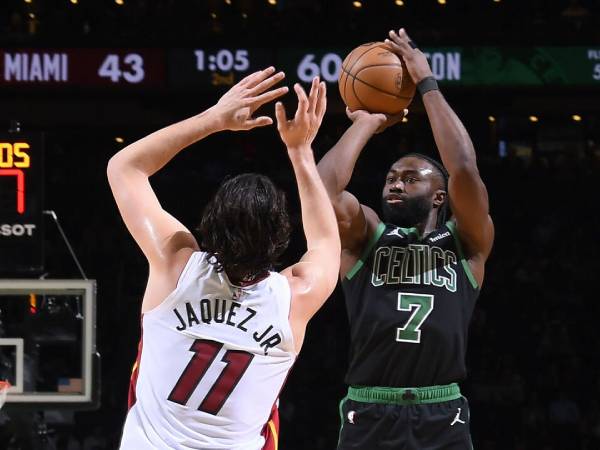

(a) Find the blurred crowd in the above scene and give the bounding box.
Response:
[1,0,600,47]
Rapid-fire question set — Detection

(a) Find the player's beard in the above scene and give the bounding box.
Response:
[381,194,432,228]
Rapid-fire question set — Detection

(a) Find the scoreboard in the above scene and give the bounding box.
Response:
[0,49,164,88]
[1,47,599,90]
[0,133,44,274]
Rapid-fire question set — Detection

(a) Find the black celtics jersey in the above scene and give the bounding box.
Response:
[342,220,479,388]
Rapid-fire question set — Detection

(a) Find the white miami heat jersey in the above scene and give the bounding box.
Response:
[120,251,296,450]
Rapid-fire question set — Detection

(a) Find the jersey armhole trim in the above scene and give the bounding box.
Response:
[446,221,479,290]
[277,274,297,355]
[345,222,386,281]
[143,251,204,316]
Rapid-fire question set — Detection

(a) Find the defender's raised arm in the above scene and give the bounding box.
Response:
[107,67,288,310]
[277,78,341,350]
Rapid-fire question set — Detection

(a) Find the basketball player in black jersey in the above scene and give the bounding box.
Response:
[317,28,494,449]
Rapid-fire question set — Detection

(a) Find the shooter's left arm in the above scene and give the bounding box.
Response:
[422,90,494,265]
[387,28,494,286]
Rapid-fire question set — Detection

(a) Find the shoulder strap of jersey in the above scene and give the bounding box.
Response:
[446,221,479,290]
[144,252,208,316]
[345,222,386,281]
[175,251,208,287]
[268,273,296,354]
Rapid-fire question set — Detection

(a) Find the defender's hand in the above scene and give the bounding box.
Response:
[385,28,433,84]
[346,107,408,134]
[214,67,288,131]
[275,77,326,150]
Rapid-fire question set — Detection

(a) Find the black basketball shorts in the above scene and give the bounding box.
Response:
[337,384,474,450]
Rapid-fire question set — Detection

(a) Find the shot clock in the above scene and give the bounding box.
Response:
[0,133,44,274]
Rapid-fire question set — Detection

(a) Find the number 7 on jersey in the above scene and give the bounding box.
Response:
[396,293,434,343]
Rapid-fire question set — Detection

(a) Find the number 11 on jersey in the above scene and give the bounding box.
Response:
[168,339,254,415]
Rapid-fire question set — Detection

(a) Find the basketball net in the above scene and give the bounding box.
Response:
[0,380,10,409]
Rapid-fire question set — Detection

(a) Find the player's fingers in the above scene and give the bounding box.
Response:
[242,66,276,88]
[249,86,289,108]
[307,77,320,116]
[396,28,418,50]
[387,30,412,55]
[345,106,355,120]
[315,82,327,121]
[238,68,266,87]
[245,116,273,129]
[346,106,362,120]
[398,28,416,47]
[385,39,409,59]
[247,71,286,96]
[275,102,288,129]
[403,108,409,117]
[294,83,309,120]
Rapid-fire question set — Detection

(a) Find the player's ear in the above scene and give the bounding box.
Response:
[433,189,446,208]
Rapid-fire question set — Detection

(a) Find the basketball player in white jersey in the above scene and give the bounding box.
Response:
[108,68,339,449]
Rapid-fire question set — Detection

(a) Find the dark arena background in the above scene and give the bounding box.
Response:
[1,0,599,449]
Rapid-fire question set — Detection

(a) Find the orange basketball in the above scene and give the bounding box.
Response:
[338,42,416,115]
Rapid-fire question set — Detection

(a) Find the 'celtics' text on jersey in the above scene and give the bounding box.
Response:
[342,221,479,387]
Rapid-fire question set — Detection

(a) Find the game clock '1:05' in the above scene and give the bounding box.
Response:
[194,50,250,72]
[167,49,271,89]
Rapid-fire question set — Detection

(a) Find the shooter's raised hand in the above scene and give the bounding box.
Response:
[385,28,433,85]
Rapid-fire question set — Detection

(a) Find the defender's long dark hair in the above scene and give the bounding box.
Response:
[196,173,291,281]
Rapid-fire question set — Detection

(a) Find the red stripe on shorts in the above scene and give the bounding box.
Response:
[260,355,298,449]
[127,317,144,410]
[261,403,280,450]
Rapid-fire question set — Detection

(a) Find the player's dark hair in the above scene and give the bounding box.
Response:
[401,153,449,228]
[197,173,291,282]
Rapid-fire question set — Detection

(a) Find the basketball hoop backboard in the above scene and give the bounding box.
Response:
[0,279,99,409]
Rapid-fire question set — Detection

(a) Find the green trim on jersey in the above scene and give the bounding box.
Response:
[446,221,479,290]
[346,222,386,280]
[399,226,419,238]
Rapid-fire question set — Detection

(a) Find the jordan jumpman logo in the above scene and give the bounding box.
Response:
[450,408,466,426]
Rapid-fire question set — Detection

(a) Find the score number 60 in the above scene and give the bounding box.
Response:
[98,53,145,84]
[297,53,343,83]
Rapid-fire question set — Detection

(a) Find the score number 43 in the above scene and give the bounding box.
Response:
[98,54,145,84]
